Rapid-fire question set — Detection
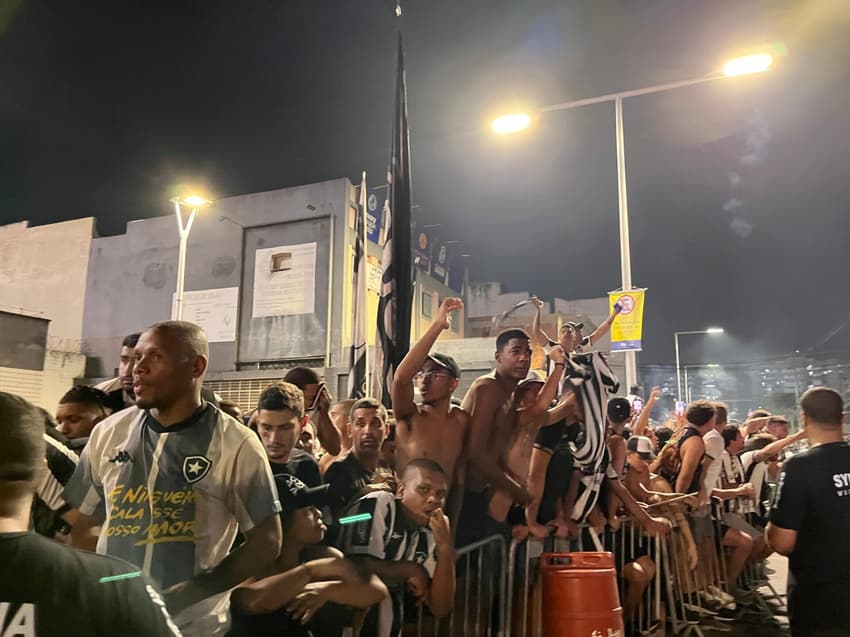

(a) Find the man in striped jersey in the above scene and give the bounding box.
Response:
[64,321,282,636]
[338,458,455,637]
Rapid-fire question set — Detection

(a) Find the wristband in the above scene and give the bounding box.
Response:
[554,362,565,367]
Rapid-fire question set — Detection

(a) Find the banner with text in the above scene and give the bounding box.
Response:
[608,288,646,352]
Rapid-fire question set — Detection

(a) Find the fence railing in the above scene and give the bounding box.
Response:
[406,498,787,636]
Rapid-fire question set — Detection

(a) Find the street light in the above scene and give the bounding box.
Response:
[490,52,772,390]
[674,328,725,402]
[171,195,213,320]
[492,113,532,135]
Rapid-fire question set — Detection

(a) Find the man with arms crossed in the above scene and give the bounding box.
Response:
[767,387,850,636]
[65,321,282,636]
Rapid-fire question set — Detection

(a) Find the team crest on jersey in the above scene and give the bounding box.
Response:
[182,455,212,483]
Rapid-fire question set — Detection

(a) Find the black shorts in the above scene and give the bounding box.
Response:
[455,489,507,548]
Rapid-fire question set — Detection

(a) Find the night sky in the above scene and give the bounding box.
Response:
[2,0,848,365]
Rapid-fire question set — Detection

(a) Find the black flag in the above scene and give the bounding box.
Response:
[372,34,414,408]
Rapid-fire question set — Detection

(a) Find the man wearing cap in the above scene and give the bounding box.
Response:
[391,297,469,496]
[230,473,387,637]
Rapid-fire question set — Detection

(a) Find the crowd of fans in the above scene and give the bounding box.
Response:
[1,295,848,637]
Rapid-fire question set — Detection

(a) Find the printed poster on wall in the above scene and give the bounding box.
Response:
[252,242,317,318]
[608,288,646,352]
[171,287,239,343]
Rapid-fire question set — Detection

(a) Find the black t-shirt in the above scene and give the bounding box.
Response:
[676,426,705,494]
[0,532,180,636]
[272,448,322,488]
[324,453,373,520]
[533,420,579,524]
[769,441,850,632]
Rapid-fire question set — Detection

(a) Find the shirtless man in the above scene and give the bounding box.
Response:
[457,328,536,546]
[391,297,469,489]
[488,347,574,528]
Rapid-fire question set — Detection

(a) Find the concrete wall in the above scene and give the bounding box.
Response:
[82,179,351,377]
[0,218,94,350]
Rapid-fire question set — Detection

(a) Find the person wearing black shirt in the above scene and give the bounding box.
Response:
[324,398,388,522]
[229,473,386,636]
[0,391,181,637]
[768,387,850,636]
[254,381,323,487]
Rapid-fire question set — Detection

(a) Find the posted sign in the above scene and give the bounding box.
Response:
[608,289,646,352]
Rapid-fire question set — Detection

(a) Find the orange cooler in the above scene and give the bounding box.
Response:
[540,552,625,636]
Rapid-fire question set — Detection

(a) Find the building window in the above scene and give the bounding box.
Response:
[422,290,432,319]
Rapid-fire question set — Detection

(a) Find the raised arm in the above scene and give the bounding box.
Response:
[530,297,552,348]
[545,392,579,426]
[463,381,530,504]
[392,297,463,421]
[753,428,807,463]
[587,302,622,347]
[632,386,660,436]
[518,346,566,427]
[313,385,341,455]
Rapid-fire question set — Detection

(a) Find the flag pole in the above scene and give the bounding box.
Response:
[360,171,370,397]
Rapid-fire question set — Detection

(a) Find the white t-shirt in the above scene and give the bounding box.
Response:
[702,429,725,494]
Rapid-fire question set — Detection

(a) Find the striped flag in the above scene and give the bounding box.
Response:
[347,172,368,399]
[372,34,414,408]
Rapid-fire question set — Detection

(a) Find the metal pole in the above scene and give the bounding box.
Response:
[675,332,682,402]
[614,95,637,390]
[684,366,690,403]
[173,202,196,322]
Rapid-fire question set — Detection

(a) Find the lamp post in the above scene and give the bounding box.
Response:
[675,328,724,402]
[171,195,212,321]
[492,53,772,391]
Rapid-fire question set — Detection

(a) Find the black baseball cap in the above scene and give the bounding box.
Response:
[427,353,461,378]
[607,397,632,423]
[273,473,329,509]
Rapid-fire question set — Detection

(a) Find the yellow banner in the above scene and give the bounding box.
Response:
[608,289,646,352]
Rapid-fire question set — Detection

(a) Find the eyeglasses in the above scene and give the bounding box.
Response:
[414,371,452,381]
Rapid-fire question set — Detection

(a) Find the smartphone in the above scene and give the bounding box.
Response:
[675,401,686,417]
[633,398,643,415]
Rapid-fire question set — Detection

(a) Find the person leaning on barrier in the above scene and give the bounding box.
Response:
[767,387,850,637]
[229,473,387,637]
[64,321,282,636]
[0,391,183,636]
[337,458,455,637]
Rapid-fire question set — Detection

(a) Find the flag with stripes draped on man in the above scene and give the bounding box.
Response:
[371,34,414,408]
[347,172,368,399]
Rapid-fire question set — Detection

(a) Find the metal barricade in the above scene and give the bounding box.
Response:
[506,521,664,637]
[409,534,508,637]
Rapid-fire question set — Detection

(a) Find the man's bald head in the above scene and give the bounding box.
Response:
[801,387,844,428]
[147,321,209,362]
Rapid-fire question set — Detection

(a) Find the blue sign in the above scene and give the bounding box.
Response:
[366,189,384,244]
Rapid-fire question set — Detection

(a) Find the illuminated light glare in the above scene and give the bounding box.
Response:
[722,53,773,77]
[706,327,724,334]
[181,195,212,208]
[491,113,532,135]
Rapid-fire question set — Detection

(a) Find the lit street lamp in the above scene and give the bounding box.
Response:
[491,52,772,390]
[675,327,724,402]
[171,195,212,320]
